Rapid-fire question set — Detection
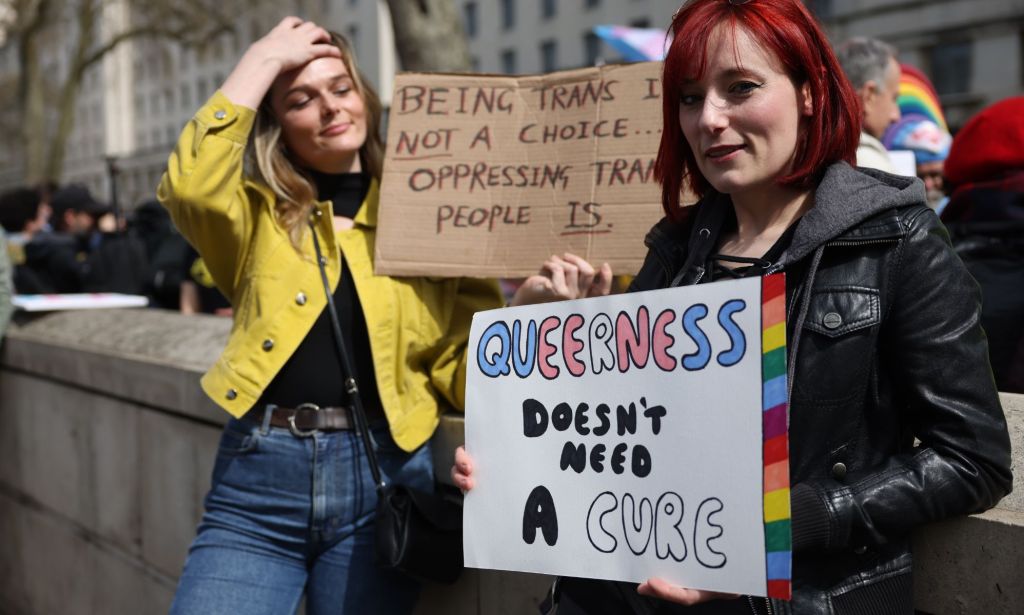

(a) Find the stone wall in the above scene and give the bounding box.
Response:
[0,309,1019,614]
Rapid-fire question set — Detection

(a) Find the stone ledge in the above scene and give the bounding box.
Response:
[2,309,229,424]
[913,508,1024,613]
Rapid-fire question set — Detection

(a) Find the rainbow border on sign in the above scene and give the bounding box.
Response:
[761,274,792,600]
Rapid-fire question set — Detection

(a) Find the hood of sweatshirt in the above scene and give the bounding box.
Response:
[640,161,928,287]
[780,162,926,266]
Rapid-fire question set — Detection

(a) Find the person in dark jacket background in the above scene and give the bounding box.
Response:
[0,186,82,294]
[940,96,1024,393]
[454,1,1012,613]
[49,184,150,295]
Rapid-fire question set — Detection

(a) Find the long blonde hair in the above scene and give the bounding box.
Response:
[248,32,385,249]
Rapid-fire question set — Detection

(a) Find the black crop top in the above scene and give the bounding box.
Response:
[256,172,384,419]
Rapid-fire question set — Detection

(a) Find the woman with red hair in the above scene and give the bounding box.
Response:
[456,1,1011,612]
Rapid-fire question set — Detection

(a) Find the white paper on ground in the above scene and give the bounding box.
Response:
[14,293,149,311]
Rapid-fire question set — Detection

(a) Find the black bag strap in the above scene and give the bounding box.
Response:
[309,222,387,492]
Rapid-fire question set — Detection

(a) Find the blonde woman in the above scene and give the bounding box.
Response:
[159,18,505,613]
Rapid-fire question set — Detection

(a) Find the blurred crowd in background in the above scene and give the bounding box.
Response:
[0,183,227,315]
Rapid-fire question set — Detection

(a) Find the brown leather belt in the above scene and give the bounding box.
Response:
[259,404,354,436]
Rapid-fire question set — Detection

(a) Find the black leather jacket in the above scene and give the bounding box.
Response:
[630,163,1013,615]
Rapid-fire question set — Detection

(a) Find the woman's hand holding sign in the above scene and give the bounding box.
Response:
[452,446,475,493]
[637,578,740,606]
[509,253,612,306]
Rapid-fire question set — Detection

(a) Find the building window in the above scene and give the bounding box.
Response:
[501,49,517,74]
[930,41,971,96]
[464,2,478,38]
[629,17,651,29]
[542,0,556,20]
[584,32,602,65]
[585,0,600,8]
[540,40,557,73]
[181,84,192,109]
[470,55,481,72]
[347,25,359,55]
[501,0,515,31]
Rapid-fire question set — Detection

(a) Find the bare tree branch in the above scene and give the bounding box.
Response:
[4,0,260,181]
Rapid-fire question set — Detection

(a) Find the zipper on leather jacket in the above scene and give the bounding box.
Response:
[825,237,899,248]
[691,265,705,285]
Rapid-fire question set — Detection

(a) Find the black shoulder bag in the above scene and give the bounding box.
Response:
[310,224,464,585]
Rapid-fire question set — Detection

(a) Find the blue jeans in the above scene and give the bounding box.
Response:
[169,414,435,615]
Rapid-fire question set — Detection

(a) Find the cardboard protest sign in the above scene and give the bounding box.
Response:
[464,275,792,599]
[375,62,672,278]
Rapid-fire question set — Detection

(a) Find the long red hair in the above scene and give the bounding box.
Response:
[655,0,860,220]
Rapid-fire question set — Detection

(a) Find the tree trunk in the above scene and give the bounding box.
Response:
[17,0,51,183]
[44,0,97,181]
[384,0,471,72]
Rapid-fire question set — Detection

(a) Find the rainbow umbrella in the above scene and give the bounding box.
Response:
[883,63,952,158]
[592,25,671,62]
[897,64,948,132]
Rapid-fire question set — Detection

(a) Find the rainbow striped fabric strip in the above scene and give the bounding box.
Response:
[898,64,948,131]
[761,273,792,600]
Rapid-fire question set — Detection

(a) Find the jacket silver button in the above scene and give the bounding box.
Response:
[262,339,274,351]
[832,462,847,479]
[823,312,843,329]
[214,110,226,120]
[226,388,237,400]
[314,209,323,218]
[295,292,307,306]
[319,256,328,266]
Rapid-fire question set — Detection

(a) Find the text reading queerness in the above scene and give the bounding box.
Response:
[475,300,748,379]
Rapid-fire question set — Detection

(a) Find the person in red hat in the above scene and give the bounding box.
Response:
[941,96,1024,392]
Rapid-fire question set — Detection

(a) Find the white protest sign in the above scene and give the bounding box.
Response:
[464,275,792,599]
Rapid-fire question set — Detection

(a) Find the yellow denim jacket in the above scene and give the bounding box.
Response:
[158,92,503,451]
